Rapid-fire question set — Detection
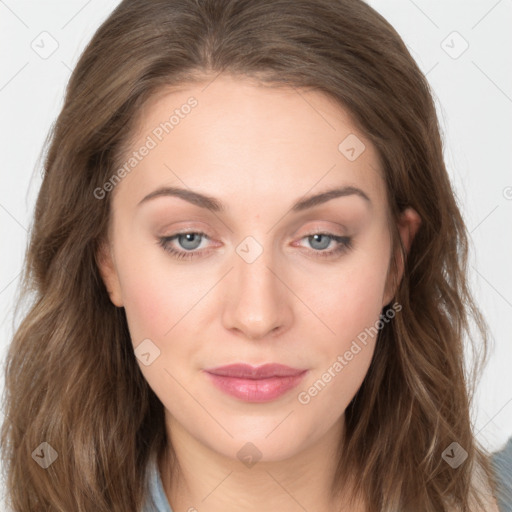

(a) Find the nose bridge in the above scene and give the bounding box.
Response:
[235,235,275,290]
[221,234,291,339]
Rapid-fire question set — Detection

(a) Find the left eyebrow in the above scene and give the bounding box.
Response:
[137,185,371,212]
[291,185,371,212]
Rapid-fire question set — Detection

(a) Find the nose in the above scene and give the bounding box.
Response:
[221,240,293,340]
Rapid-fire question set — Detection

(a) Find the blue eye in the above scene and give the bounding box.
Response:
[300,233,352,258]
[157,232,209,260]
[157,231,352,261]
[173,232,203,251]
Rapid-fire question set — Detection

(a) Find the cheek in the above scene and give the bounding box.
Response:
[119,271,172,345]
[116,261,199,403]
[114,234,206,344]
[314,244,391,343]
[297,237,391,403]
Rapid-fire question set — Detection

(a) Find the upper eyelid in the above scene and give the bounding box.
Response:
[162,230,348,247]
[161,221,348,237]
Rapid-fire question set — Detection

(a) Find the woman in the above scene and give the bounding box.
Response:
[1,0,506,510]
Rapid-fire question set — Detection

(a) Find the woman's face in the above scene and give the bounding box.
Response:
[98,74,417,462]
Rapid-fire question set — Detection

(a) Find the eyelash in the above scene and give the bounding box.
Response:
[157,231,353,261]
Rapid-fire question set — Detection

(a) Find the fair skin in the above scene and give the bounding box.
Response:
[97,74,422,512]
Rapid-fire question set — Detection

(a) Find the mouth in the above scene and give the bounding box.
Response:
[203,363,308,403]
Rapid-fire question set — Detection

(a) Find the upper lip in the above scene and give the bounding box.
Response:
[204,363,306,379]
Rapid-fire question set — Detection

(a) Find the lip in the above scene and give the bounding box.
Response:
[203,363,308,403]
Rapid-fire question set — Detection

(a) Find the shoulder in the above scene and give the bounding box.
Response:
[143,453,174,512]
[468,441,512,512]
[453,453,495,512]
[490,438,512,512]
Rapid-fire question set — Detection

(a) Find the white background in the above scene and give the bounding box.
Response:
[1,0,511,498]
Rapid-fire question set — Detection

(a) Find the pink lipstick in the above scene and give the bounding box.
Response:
[203,363,307,403]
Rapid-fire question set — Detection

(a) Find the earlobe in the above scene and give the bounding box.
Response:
[382,207,422,307]
[95,240,124,307]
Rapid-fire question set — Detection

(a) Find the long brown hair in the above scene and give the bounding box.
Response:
[1,0,497,510]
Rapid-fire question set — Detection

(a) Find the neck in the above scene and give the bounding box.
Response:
[159,415,366,512]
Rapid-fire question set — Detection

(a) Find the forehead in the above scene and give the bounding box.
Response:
[112,74,386,212]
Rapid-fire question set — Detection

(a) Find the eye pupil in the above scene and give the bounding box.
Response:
[179,233,202,250]
[309,234,331,250]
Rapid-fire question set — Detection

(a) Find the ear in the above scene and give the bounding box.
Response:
[95,239,124,307]
[382,206,422,307]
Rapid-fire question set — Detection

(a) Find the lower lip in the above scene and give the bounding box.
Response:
[204,371,308,403]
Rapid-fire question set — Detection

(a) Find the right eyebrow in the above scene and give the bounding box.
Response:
[138,186,224,212]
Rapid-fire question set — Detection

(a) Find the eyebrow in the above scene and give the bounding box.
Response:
[137,185,371,212]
